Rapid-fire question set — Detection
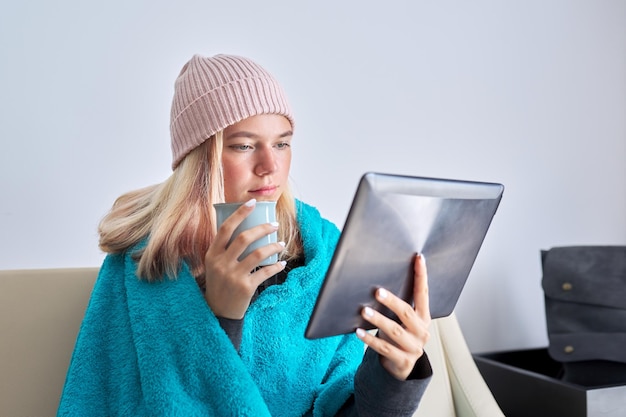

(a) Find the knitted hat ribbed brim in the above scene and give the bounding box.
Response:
[170,54,294,169]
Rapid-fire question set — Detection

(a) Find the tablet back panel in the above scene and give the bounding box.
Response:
[305,172,503,339]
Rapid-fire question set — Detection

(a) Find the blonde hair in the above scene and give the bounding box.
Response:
[98,132,302,281]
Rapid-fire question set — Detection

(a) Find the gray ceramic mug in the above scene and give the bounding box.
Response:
[214,201,278,267]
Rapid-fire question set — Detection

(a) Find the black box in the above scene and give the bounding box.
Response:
[474,348,626,417]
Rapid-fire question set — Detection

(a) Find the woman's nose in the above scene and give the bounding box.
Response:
[254,148,277,176]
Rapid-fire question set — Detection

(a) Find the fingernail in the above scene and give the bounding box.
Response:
[244,198,256,207]
[278,241,286,247]
[363,307,374,317]
[279,260,287,267]
[377,288,388,299]
[270,221,279,228]
[356,328,366,338]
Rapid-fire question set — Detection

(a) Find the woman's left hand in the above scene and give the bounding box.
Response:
[356,253,431,380]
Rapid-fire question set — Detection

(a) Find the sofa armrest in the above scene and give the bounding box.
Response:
[437,313,505,417]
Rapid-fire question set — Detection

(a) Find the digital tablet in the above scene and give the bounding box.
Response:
[305,172,504,339]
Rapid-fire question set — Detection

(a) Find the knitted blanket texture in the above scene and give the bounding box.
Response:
[57,201,362,417]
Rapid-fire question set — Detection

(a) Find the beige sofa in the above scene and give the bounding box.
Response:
[0,268,504,417]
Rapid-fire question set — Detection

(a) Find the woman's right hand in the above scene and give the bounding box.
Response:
[204,199,286,319]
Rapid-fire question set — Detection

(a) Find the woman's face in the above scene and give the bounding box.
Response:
[222,114,293,203]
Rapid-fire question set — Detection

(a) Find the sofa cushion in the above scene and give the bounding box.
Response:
[0,268,98,417]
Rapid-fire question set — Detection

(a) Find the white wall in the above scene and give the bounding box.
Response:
[1,0,625,353]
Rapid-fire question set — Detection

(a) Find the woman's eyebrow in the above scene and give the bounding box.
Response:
[224,131,257,140]
[225,130,293,140]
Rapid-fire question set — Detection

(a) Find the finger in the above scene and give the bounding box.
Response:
[355,327,417,381]
[238,240,285,272]
[356,327,403,358]
[374,286,420,335]
[213,199,257,246]
[413,253,431,324]
[226,223,280,266]
[249,259,287,288]
[361,305,420,353]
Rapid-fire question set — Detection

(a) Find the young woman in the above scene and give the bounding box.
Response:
[58,54,432,417]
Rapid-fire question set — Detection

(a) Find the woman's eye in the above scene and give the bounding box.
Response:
[230,144,252,151]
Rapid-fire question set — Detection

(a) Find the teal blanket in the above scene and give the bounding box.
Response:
[58,201,363,417]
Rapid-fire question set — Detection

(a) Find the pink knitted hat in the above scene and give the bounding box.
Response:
[169,54,294,169]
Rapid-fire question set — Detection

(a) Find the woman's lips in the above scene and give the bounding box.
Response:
[250,186,277,197]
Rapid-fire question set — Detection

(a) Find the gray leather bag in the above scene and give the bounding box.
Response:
[541,246,626,385]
